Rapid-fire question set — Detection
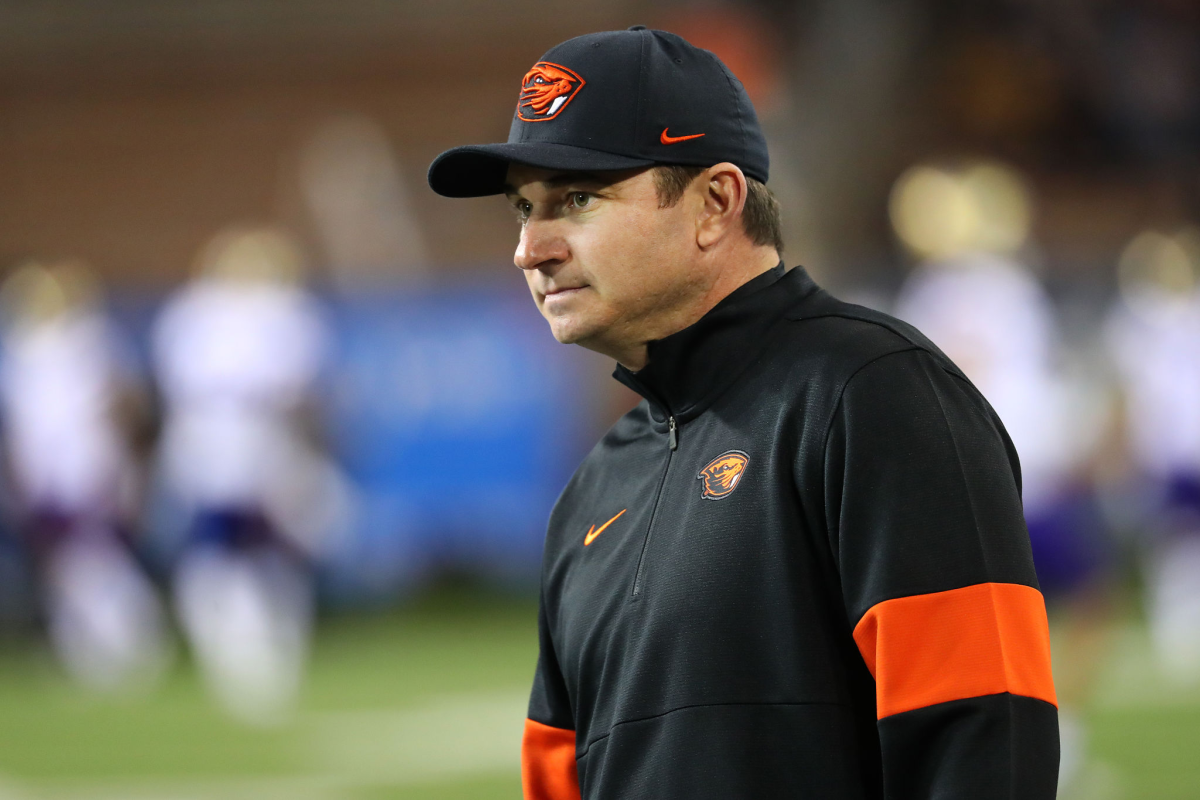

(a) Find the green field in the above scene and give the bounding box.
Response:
[0,582,1196,799]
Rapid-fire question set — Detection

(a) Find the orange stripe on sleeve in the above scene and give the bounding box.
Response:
[852,582,1056,720]
[522,718,581,800]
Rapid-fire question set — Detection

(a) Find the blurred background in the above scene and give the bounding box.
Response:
[1,0,1199,797]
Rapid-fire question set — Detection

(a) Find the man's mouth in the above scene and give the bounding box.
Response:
[543,285,588,298]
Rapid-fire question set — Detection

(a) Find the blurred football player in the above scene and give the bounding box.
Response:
[1105,227,1200,686]
[152,227,349,724]
[0,260,168,691]
[890,161,1115,791]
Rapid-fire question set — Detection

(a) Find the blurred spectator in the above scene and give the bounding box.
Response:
[151,227,351,724]
[889,159,1115,790]
[1104,226,1200,687]
[0,260,169,691]
[298,115,430,289]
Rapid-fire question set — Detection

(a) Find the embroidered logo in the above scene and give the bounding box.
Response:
[660,128,706,145]
[518,62,586,122]
[584,508,626,546]
[698,451,749,500]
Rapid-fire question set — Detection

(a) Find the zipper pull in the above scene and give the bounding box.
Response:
[668,416,678,450]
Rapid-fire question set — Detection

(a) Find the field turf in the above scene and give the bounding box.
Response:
[0,581,1195,799]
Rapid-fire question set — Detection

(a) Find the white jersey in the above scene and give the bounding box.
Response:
[0,312,133,515]
[152,279,328,511]
[894,252,1078,510]
[1105,286,1200,478]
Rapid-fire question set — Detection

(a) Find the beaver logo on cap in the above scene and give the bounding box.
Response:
[518,62,586,122]
[698,451,750,500]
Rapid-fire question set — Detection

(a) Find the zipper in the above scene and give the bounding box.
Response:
[632,414,677,598]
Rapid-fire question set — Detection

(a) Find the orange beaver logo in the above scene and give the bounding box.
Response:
[697,451,750,500]
[518,62,586,122]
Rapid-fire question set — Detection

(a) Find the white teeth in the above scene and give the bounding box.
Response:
[548,96,567,115]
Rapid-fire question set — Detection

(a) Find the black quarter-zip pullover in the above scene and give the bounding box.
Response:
[521,264,1059,800]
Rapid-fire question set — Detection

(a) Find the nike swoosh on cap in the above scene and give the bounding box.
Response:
[660,128,706,145]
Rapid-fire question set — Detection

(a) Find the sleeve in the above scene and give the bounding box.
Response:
[522,590,581,800]
[824,348,1059,798]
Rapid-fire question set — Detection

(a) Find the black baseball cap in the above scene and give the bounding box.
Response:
[427,26,769,198]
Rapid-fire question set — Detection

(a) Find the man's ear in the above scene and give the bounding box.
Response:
[695,163,748,250]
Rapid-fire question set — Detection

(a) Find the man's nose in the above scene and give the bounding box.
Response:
[514,219,568,272]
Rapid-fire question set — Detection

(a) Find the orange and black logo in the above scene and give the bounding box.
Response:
[518,62,586,122]
[698,450,749,500]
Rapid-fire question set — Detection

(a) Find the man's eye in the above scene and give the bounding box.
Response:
[570,192,592,208]
[512,201,531,221]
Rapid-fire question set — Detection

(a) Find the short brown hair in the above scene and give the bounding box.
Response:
[653,165,783,254]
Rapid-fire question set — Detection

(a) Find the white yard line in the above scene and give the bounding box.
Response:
[13,775,347,800]
[0,776,36,800]
[310,689,528,782]
[1092,625,1200,710]
[5,689,528,800]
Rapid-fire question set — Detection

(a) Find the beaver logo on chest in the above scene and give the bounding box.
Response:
[697,450,750,500]
[518,62,586,122]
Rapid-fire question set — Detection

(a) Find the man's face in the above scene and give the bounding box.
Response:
[504,164,706,362]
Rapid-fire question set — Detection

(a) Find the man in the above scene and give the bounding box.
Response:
[428,27,1059,799]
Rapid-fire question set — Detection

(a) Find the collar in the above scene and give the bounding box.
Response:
[613,263,820,424]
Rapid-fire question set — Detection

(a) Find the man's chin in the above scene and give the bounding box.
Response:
[544,312,605,346]
[544,316,637,364]
[547,318,590,345]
